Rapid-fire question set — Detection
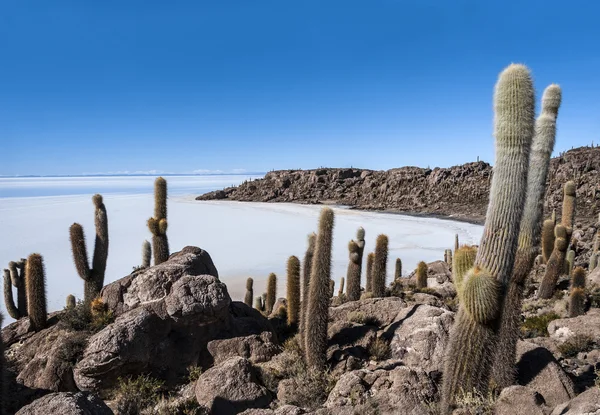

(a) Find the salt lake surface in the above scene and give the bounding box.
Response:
[0,175,483,325]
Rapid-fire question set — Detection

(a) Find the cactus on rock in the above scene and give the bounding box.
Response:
[561,181,576,240]
[254,296,264,312]
[300,233,316,349]
[394,258,402,280]
[69,194,109,308]
[565,250,575,276]
[453,246,477,294]
[244,277,254,307]
[287,256,301,326]
[147,177,170,265]
[569,266,586,317]
[66,294,76,309]
[7,260,28,318]
[346,240,362,301]
[371,235,388,297]
[416,261,428,289]
[25,253,48,331]
[338,277,345,298]
[3,269,20,319]
[141,240,151,268]
[541,219,555,263]
[538,225,569,299]
[266,273,277,315]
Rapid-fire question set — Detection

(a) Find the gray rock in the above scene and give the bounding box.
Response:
[550,387,600,414]
[208,332,280,365]
[195,357,271,414]
[548,308,600,341]
[15,392,113,415]
[494,386,551,415]
[329,297,408,327]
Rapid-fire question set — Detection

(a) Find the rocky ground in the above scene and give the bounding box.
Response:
[3,240,600,414]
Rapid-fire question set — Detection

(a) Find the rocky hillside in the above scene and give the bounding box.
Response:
[198,146,600,225]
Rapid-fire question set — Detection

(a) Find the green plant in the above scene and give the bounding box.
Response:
[287,256,301,326]
[557,334,595,358]
[114,374,164,415]
[266,273,277,315]
[541,219,555,264]
[520,313,560,338]
[416,261,428,289]
[445,249,453,267]
[491,83,561,390]
[300,233,316,350]
[538,225,569,299]
[305,208,334,370]
[142,240,151,268]
[66,294,76,309]
[148,177,170,265]
[368,337,391,361]
[346,240,361,302]
[561,181,576,240]
[244,277,253,307]
[366,252,374,293]
[442,64,535,411]
[69,194,109,308]
[4,259,28,319]
[394,258,402,280]
[187,365,203,382]
[371,235,388,297]
[4,268,20,319]
[347,311,381,326]
[455,234,460,252]
[25,253,48,331]
[565,249,575,276]
[453,246,477,294]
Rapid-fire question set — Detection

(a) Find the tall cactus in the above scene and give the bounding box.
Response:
[541,219,555,263]
[491,83,560,390]
[148,177,170,265]
[453,246,477,294]
[69,194,109,308]
[346,240,362,301]
[561,181,576,240]
[266,273,277,315]
[25,253,48,331]
[538,225,569,299]
[305,207,334,370]
[338,277,345,297]
[9,260,27,317]
[394,258,402,280]
[244,277,254,307]
[442,64,535,411]
[141,240,151,268]
[3,269,19,319]
[416,261,428,289]
[569,267,586,317]
[300,233,316,349]
[371,235,388,297]
[287,256,300,326]
[366,252,374,292]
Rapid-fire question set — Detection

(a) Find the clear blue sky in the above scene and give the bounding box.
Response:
[1,1,599,176]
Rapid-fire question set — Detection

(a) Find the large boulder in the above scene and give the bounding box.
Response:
[208,332,280,365]
[15,392,113,415]
[550,387,600,414]
[195,357,272,414]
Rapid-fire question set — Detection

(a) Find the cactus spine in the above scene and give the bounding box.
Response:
[491,83,560,390]
[25,253,48,331]
[442,64,535,411]
[453,246,477,294]
[416,261,428,289]
[366,252,374,292]
[300,233,316,349]
[305,207,334,370]
[346,240,362,301]
[541,219,555,263]
[287,256,300,326]
[244,277,254,307]
[141,240,151,268]
[266,273,277,315]
[538,225,568,299]
[3,269,19,319]
[394,258,402,280]
[371,235,388,297]
[148,177,170,265]
[66,294,76,309]
[561,181,576,239]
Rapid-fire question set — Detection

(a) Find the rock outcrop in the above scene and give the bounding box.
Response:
[15,392,113,415]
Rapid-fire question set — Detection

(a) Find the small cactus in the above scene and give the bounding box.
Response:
[541,219,555,263]
[371,235,388,297]
[3,269,20,319]
[561,181,576,239]
[346,240,361,301]
[338,277,345,297]
[266,273,277,315]
[147,177,170,265]
[254,296,263,311]
[366,252,374,292]
[565,250,575,276]
[454,234,459,252]
[305,207,334,370]
[538,225,569,299]
[571,266,586,289]
[569,288,586,317]
[300,233,316,349]
[244,277,254,307]
[329,279,335,298]
[453,246,477,294]
[287,256,301,326]
[445,249,453,267]
[141,240,151,268]
[416,261,428,289]
[394,258,402,280]
[66,294,76,309]
[69,194,109,308]
[590,253,598,272]
[9,260,28,317]
[25,253,47,331]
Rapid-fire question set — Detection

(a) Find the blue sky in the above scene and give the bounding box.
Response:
[1,1,599,176]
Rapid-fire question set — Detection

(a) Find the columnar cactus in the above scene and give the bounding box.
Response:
[454,234,459,252]
[142,240,151,268]
[69,194,109,308]
[266,273,277,315]
[8,260,27,317]
[66,294,76,309]
[287,256,300,326]
[538,225,569,299]
[442,64,535,410]
[561,181,576,239]
[416,261,428,289]
[491,83,560,390]
[366,252,374,292]
[300,233,316,348]
[541,219,555,263]
[346,240,362,301]
[453,246,477,294]
[147,177,170,265]
[565,250,575,276]
[590,253,598,272]
[394,258,402,280]
[244,277,254,307]
[371,235,388,297]
[338,277,345,297]
[445,249,453,267]
[329,279,335,298]
[3,269,20,319]
[305,207,334,370]
[254,296,263,311]
[25,253,48,331]
[569,267,586,317]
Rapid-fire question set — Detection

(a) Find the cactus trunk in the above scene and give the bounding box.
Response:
[287,256,300,326]
[300,233,316,351]
[346,240,362,301]
[142,240,152,268]
[371,235,388,297]
[25,253,47,331]
[4,269,20,319]
[148,177,170,265]
[366,252,374,292]
[244,277,254,307]
[266,273,277,315]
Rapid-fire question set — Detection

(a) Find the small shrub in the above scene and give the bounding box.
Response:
[348,311,381,326]
[278,367,337,410]
[368,337,391,361]
[283,336,302,356]
[557,334,595,358]
[520,312,560,338]
[57,331,89,366]
[90,309,115,332]
[59,300,91,331]
[114,374,164,415]
[187,365,203,383]
[454,387,496,415]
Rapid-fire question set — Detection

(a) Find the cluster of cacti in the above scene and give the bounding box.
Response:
[147,177,170,265]
[287,256,300,326]
[365,252,374,292]
[538,225,569,299]
[3,259,28,319]
[452,246,477,294]
[141,240,151,269]
[442,64,537,410]
[569,266,586,317]
[416,261,428,288]
[25,253,48,331]
[69,194,109,309]
[394,258,402,280]
[244,278,254,307]
[300,233,316,347]
[266,273,277,315]
[371,235,388,297]
[490,83,561,390]
[305,207,334,370]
